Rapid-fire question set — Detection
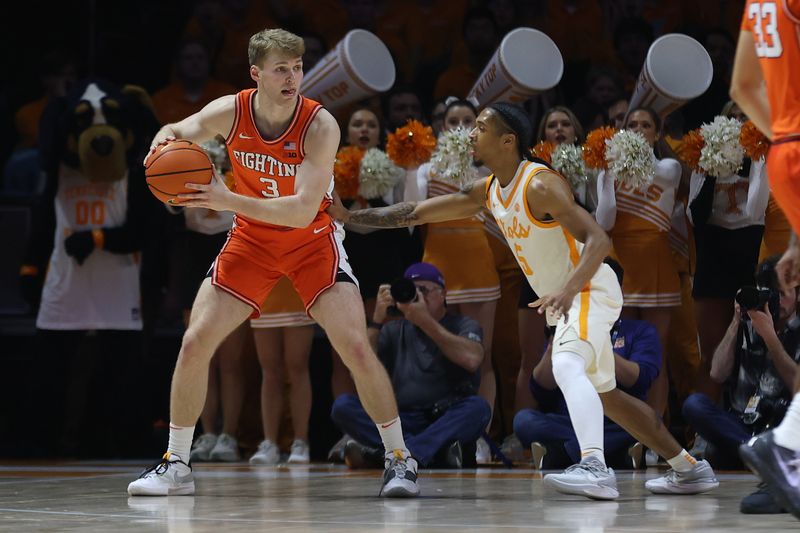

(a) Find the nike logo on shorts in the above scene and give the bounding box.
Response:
[313,226,327,234]
[559,339,575,346]
[239,133,255,139]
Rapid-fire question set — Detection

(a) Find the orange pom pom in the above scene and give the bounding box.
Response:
[678,129,704,172]
[582,126,616,170]
[531,140,555,163]
[386,119,437,169]
[740,120,770,161]
[334,146,364,200]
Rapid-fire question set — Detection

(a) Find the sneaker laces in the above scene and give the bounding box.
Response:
[565,460,608,476]
[139,453,190,479]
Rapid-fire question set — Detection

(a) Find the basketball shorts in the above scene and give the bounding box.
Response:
[211,223,357,318]
[550,263,623,393]
[767,140,800,237]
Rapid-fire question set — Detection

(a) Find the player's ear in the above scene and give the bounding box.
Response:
[250,65,260,83]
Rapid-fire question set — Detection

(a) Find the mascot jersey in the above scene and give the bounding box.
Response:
[37,164,142,330]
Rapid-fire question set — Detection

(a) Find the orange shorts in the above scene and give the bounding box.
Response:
[767,141,800,236]
[211,223,356,318]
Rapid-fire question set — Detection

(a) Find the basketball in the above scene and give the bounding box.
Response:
[145,140,214,203]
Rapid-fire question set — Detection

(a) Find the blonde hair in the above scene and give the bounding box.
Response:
[248,28,305,67]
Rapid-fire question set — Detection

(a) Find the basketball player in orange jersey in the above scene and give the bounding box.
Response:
[329,102,719,500]
[127,29,419,498]
[731,0,800,518]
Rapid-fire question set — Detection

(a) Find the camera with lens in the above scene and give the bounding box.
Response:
[735,259,781,318]
[387,278,418,316]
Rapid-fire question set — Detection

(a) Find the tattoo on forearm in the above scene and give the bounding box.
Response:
[348,202,419,228]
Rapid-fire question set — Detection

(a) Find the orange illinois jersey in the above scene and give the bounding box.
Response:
[224,89,334,234]
[741,0,800,138]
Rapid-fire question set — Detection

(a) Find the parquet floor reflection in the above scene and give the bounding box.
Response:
[0,461,796,532]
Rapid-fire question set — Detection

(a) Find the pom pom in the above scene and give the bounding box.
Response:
[386,119,437,169]
[740,120,770,161]
[333,146,364,200]
[582,126,617,169]
[359,148,404,199]
[201,138,231,174]
[551,143,587,190]
[531,140,555,163]
[605,130,656,189]
[429,127,478,187]
[678,129,704,172]
[699,116,744,178]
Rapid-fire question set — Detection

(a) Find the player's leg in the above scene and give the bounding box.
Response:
[600,388,719,494]
[310,281,419,497]
[740,366,800,518]
[128,278,254,496]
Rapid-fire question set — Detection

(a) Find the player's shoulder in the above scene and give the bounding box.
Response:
[304,107,340,143]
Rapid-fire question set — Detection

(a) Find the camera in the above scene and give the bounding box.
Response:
[735,286,771,311]
[387,278,417,316]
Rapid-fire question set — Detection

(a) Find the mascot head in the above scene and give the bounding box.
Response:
[41,79,159,183]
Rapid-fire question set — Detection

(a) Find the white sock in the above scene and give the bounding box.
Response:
[552,351,606,466]
[774,392,800,451]
[376,416,409,458]
[666,449,698,473]
[167,423,195,461]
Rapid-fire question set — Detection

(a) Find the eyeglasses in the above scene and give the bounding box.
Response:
[415,284,442,296]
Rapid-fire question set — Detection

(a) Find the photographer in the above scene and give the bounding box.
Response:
[682,256,800,513]
[330,263,491,468]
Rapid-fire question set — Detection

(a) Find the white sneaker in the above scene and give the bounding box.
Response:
[189,433,217,463]
[288,439,310,464]
[127,453,195,496]
[645,459,719,494]
[645,449,661,466]
[501,434,526,463]
[475,437,491,464]
[544,457,619,500]
[381,451,420,498]
[531,442,547,470]
[209,433,240,462]
[249,439,280,465]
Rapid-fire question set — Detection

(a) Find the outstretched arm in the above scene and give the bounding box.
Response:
[730,29,772,138]
[333,178,488,228]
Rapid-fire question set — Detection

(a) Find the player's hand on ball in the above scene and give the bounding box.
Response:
[143,135,176,167]
[178,170,234,211]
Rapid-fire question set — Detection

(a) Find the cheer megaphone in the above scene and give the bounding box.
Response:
[628,33,713,119]
[467,28,563,106]
[300,29,396,111]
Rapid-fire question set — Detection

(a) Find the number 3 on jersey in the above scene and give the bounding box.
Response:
[260,177,280,198]
[749,2,783,58]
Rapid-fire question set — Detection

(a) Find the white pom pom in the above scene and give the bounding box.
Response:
[429,127,478,187]
[359,148,405,199]
[200,138,230,174]
[698,116,744,178]
[605,130,656,189]
[551,144,587,190]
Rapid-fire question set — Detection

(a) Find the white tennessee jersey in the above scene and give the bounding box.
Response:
[37,164,142,330]
[486,160,617,300]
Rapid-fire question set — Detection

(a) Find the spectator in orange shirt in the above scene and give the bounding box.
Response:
[151,39,236,126]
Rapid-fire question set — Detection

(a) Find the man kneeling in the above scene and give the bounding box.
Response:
[331,263,491,468]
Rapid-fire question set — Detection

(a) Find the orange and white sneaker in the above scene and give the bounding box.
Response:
[127,453,195,496]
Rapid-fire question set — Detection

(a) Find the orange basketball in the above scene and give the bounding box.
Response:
[145,140,214,204]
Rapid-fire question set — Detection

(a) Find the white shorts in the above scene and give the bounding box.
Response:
[550,263,623,393]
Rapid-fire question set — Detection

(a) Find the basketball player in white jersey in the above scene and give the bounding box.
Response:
[329,102,719,500]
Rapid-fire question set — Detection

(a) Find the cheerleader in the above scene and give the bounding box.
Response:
[595,107,681,417]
